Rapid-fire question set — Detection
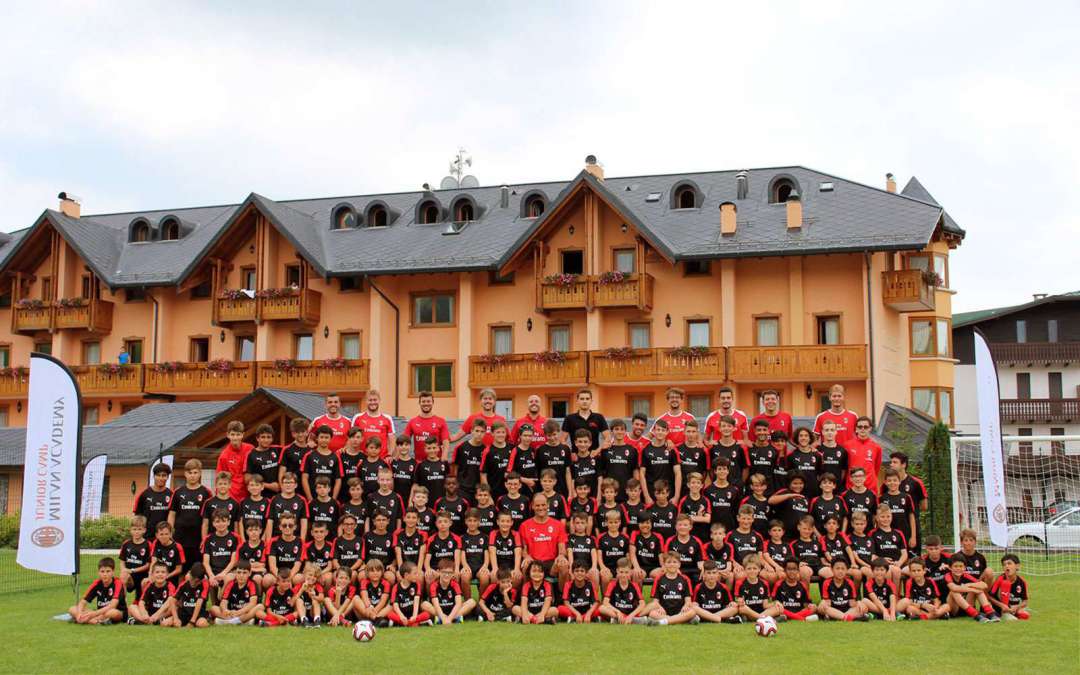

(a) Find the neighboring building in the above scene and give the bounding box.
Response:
[0,159,963,437]
[953,291,1080,444]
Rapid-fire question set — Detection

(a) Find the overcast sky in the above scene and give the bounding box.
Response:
[1,1,1076,312]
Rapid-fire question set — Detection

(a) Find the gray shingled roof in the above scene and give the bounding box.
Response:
[0,165,956,289]
[901,176,965,237]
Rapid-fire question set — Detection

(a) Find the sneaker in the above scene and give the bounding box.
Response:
[722,616,743,624]
[228,617,243,625]
[566,617,574,624]
[126,618,138,625]
[689,616,701,625]
[805,614,819,622]
[476,616,485,623]
[1001,613,1018,622]
[975,614,990,624]
[214,618,229,626]
[503,616,514,623]
[985,614,1001,623]
[896,614,907,621]
[775,614,788,623]
[421,619,434,626]
[454,616,464,624]
[856,615,870,622]
[258,620,271,627]
[631,617,650,625]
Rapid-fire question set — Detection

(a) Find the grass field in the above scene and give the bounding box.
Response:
[1,553,1078,674]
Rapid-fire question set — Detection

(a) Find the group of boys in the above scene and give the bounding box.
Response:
[69,384,1030,627]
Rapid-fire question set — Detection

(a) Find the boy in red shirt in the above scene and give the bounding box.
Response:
[844,416,883,494]
[813,384,858,446]
[217,420,252,503]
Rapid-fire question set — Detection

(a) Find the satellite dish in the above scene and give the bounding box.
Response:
[440,176,459,190]
[460,175,480,188]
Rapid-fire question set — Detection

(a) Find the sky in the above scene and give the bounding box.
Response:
[1,1,1077,312]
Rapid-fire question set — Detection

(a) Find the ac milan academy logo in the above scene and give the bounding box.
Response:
[992,504,1006,524]
[31,525,64,547]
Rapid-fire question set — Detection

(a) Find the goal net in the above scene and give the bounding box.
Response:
[951,435,1080,575]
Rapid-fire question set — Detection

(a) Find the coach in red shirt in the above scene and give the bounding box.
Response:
[651,386,696,447]
[308,393,352,452]
[404,391,450,458]
[845,416,883,494]
[749,389,793,437]
[217,422,252,502]
[519,493,568,577]
[510,394,548,449]
[814,384,859,446]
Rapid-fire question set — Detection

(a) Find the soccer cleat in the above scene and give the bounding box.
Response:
[566,617,574,624]
[476,616,485,623]
[126,618,138,625]
[631,617,650,625]
[975,614,990,624]
[722,616,742,624]
[775,614,788,623]
[229,617,243,625]
[896,614,907,621]
[422,619,434,626]
[985,614,1001,623]
[856,615,870,622]
[805,614,819,622]
[454,616,464,624]
[258,620,271,627]
[1001,613,1018,622]
[689,616,701,625]
[214,618,229,625]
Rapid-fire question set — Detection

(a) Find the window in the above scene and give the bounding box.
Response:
[40,277,51,301]
[285,264,301,288]
[81,275,94,299]
[1048,319,1059,343]
[0,346,9,368]
[488,270,515,285]
[34,341,51,355]
[674,186,697,209]
[161,219,180,241]
[910,318,951,357]
[412,293,455,326]
[189,337,210,362]
[495,399,513,418]
[628,394,652,417]
[412,362,453,395]
[419,202,440,224]
[613,248,636,274]
[548,324,571,352]
[1049,372,1063,399]
[241,267,256,292]
[82,341,101,365]
[191,281,211,299]
[1051,427,1066,455]
[130,221,150,242]
[83,406,99,425]
[688,394,711,418]
[1018,427,1033,456]
[684,260,711,276]
[628,322,651,349]
[0,407,8,427]
[454,201,474,223]
[490,325,513,355]
[123,339,143,364]
[816,315,840,345]
[340,332,361,360]
[912,387,954,425]
[770,179,796,203]
[367,205,388,228]
[524,195,545,218]
[334,207,357,230]
[755,317,779,346]
[294,334,313,360]
[561,250,584,276]
[339,276,363,292]
[1016,373,1031,399]
[125,287,147,302]
[906,253,948,287]
[549,398,569,418]
[235,336,255,362]
[688,319,711,347]
[1016,320,1027,343]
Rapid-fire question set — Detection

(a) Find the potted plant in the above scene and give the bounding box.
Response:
[15,298,45,310]
[219,288,249,301]
[475,354,508,366]
[257,287,298,299]
[668,345,711,359]
[921,270,944,288]
[97,363,125,376]
[273,358,297,373]
[600,346,636,360]
[321,357,347,370]
[596,270,627,285]
[543,273,579,287]
[151,361,184,374]
[56,297,87,309]
[0,366,28,379]
[533,350,566,365]
[206,358,234,373]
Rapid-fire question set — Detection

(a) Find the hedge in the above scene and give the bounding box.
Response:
[0,513,132,549]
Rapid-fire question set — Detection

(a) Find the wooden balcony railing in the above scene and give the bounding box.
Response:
[881,269,935,312]
[0,371,29,398]
[990,342,1080,365]
[71,364,144,395]
[727,344,868,382]
[144,362,255,396]
[589,347,726,383]
[217,296,257,323]
[53,298,114,333]
[592,274,654,310]
[260,289,321,324]
[12,305,51,333]
[1000,398,1080,423]
[469,351,588,387]
[257,359,370,392]
[539,278,591,311]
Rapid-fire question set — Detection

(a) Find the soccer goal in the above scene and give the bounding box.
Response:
[951,435,1080,575]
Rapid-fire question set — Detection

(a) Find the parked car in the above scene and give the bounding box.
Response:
[1047,500,1080,517]
[1007,506,1080,549]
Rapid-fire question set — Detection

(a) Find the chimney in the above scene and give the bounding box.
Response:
[786,190,802,229]
[57,191,81,219]
[885,173,896,193]
[720,202,737,235]
[584,154,604,181]
[500,185,510,208]
[735,170,749,200]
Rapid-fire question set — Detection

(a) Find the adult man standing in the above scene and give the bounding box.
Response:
[451,388,506,447]
[813,384,859,446]
[403,390,450,459]
[352,389,395,458]
[561,389,609,456]
[309,393,352,452]
[510,394,548,449]
[519,492,568,579]
[845,416,883,495]
[650,387,696,448]
[749,390,793,437]
[704,386,749,445]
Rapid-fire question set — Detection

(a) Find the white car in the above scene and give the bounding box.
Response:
[1006,506,1080,549]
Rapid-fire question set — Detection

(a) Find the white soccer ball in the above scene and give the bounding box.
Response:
[754,616,777,637]
[352,620,376,642]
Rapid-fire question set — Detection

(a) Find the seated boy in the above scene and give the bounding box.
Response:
[293,562,326,626]
[202,508,240,596]
[149,521,185,586]
[210,559,259,625]
[325,567,359,626]
[733,554,781,621]
[989,553,1030,621]
[424,559,476,624]
[642,552,698,625]
[559,561,601,623]
[387,562,432,627]
[69,557,126,624]
[266,513,304,586]
[119,515,151,595]
[772,559,818,622]
[165,562,210,628]
[958,528,995,585]
[629,514,663,584]
[693,560,739,623]
[357,559,392,623]
[600,557,648,625]
[519,560,559,625]
[257,574,297,626]
[945,553,999,622]
[128,562,174,625]
[478,568,518,623]
[817,558,865,621]
[860,558,898,621]
[898,557,949,620]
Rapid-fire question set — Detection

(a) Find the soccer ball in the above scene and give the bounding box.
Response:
[352,620,376,642]
[754,616,777,637]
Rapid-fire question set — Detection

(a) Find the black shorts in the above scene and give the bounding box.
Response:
[177,607,202,625]
[658,600,686,616]
[130,572,148,593]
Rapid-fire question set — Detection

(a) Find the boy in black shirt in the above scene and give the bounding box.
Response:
[266,472,309,540]
[643,552,697,625]
[210,560,259,625]
[119,515,151,594]
[452,421,486,501]
[166,563,210,628]
[391,434,417,502]
[168,458,211,572]
[478,568,517,622]
[600,558,647,624]
[599,419,639,502]
[70,557,126,624]
[538,419,573,497]
[647,480,678,541]
[414,436,450,504]
[202,508,239,597]
[277,417,310,484]
[309,476,341,542]
[245,424,281,494]
[133,463,173,537]
[693,560,738,623]
[640,420,680,504]
[129,561,174,625]
[302,426,343,501]
[202,472,241,539]
[773,559,818,622]
[267,513,304,586]
[149,521,185,583]
[239,475,271,533]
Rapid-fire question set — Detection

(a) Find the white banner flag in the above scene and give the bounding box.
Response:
[149,454,174,486]
[974,331,1008,546]
[80,454,108,521]
[17,353,82,575]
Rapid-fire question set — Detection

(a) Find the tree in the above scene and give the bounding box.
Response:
[923,422,954,544]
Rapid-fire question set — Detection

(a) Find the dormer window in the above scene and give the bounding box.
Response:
[129,220,151,243]
[161,218,180,241]
[333,206,357,230]
[524,194,546,218]
[770,178,797,203]
[419,201,440,224]
[454,201,474,223]
[675,186,696,209]
[367,205,388,228]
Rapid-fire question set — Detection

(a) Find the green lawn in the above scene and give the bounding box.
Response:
[1,571,1078,672]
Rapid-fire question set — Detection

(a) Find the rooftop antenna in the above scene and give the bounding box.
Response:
[441,147,477,189]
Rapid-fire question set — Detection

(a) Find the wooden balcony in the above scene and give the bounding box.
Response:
[257,359,370,392]
[728,344,868,382]
[1000,398,1080,423]
[881,269,935,312]
[469,351,588,387]
[881,266,933,311]
[260,289,321,324]
[12,305,51,333]
[990,342,1080,366]
[0,370,29,398]
[54,298,114,333]
[217,296,257,323]
[144,362,255,396]
[589,347,726,383]
[71,364,144,396]
[593,274,654,310]
[539,278,590,311]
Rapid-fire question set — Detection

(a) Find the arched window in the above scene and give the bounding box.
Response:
[675,186,696,209]
[130,220,150,243]
[333,207,357,230]
[524,195,545,218]
[367,205,388,228]
[454,201,474,223]
[771,179,797,204]
[419,201,440,224]
[161,218,180,241]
